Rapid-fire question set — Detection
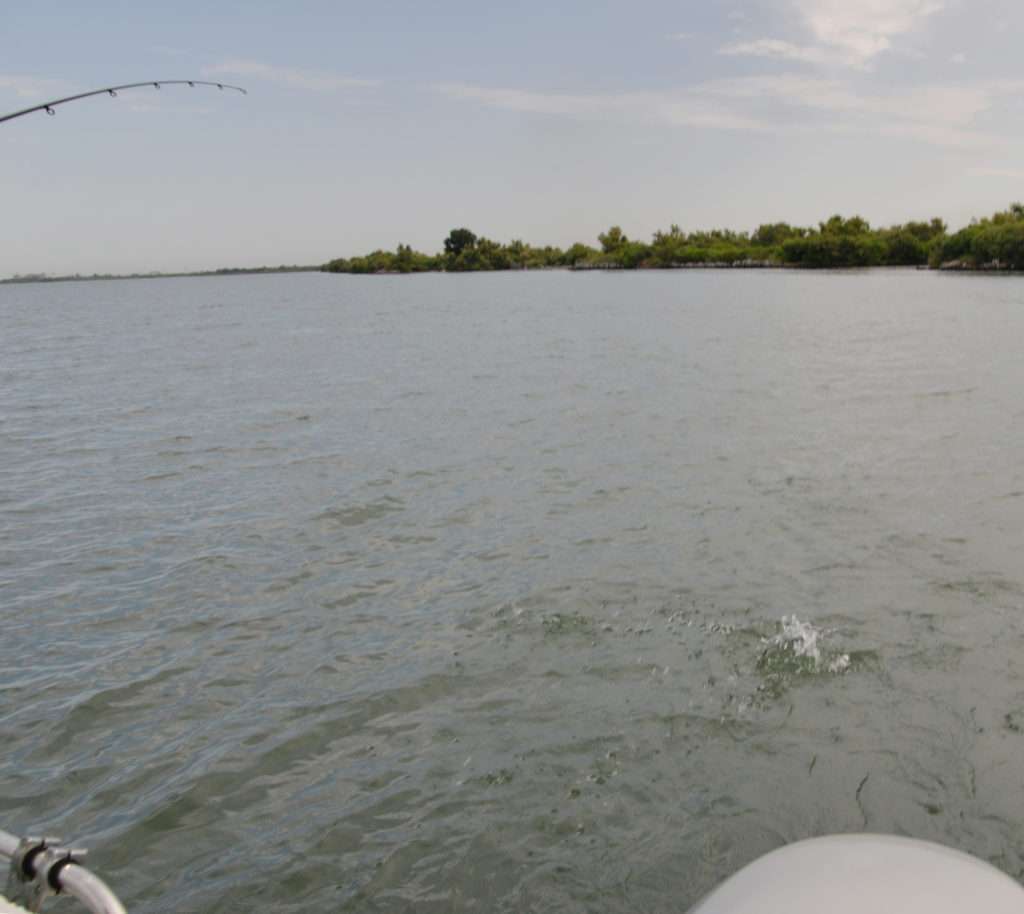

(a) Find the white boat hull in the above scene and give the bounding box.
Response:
[691,834,1024,913]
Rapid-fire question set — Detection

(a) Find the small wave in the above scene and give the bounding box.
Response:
[315,496,405,528]
[914,387,976,399]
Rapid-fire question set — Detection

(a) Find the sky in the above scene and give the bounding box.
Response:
[2,0,1024,276]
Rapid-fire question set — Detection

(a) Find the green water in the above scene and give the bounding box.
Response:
[2,270,1024,912]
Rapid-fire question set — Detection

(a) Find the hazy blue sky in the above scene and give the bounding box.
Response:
[3,0,1023,275]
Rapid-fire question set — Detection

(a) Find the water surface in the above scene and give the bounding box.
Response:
[2,270,1024,912]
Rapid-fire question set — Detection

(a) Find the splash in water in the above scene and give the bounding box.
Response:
[758,615,851,680]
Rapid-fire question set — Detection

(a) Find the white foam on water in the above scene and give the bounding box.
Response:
[779,615,822,662]
[766,615,850,674]
[827,654,851,674]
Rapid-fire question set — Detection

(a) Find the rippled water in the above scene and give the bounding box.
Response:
[3,270,1024,912]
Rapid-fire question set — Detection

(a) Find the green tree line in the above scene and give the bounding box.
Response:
[322,204,1024,274]
[929,203,1024,270]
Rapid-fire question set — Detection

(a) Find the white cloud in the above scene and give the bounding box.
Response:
[951,52,967,64]
[708,75,991,123]
[721,0,945,68]
[967,166,1024,179]
[151,45,191,58]
[202,60,378,92]
[794,0,943,64]
[439,74,1023,150]
[720,39,832,66]
[436,83,766,131]
[705,74,1013,147]
[0,74,76,100]
[128,103,215,116]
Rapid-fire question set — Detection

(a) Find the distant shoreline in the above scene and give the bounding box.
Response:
[8,201,1024,284]
[8,263,1024,287]
[0,266,320,286]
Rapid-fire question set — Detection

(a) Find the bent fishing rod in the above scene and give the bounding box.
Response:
[0,80,246,125]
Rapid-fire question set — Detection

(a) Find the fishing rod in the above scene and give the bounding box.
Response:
[0,80,246,125]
